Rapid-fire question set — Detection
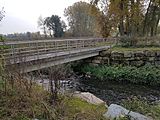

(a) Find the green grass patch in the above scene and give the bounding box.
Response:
[59,97,107,120]
[0,45,11,50]
[80,65,160,86]
[97,41,114,46]
[111,46,160,52]
[122,97,160,120]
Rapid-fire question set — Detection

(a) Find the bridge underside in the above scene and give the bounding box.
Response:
[6,46,110,73]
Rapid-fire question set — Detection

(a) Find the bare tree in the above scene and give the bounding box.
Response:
[37,16,47,38]
[0,7,5,22]
[48,64,70,105]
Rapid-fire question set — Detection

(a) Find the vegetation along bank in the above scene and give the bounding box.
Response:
[78,65,160,86]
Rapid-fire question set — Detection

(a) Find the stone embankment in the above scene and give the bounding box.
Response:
[85,50,160,66]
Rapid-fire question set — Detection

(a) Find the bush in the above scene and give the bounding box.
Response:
[80,65,160,86]
[119,37,138,47]
[0,76,107,120]
[118,36,160,47]
[0,79,52,120]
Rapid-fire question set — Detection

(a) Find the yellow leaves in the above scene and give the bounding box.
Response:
[64,1,102,37]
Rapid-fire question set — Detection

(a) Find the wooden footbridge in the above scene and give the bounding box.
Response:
[0,38,115,73]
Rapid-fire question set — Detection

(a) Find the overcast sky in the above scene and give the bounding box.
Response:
[0,0,88,34]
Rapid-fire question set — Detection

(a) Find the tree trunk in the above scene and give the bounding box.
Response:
[150,5,157,36]
[143,0,152,36]
[49,78,54,105]
[49,68,55,105]
[43,26,47,38]
[130,0,135,36]
[119,0,125,36]
[155,15,160,35]
[119,19,125,36]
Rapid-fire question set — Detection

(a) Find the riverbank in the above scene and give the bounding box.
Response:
[1,61,160,119]
[73,64,160,119]
[1,69,160,119]
[78,65,160,86]
[0,78,107,120]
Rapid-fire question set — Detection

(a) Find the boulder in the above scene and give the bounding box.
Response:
[124,52,132,58]
[94,56,103,60]
[104,104,152,120]
[156,51,160,57]
[89,63,99,66]
[92,59,101,64]
[100,50,111,57]
[74,92,105,105]
[144,50,156,57]
[111,51,124,59]
[130,60,144,67]
[134,51,145,57]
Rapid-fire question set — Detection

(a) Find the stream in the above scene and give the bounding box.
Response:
[35,74,160,105]
[74,77,160,105]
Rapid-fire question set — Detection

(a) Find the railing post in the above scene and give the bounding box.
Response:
[55,41,57,56]
[36,42,39,59]
[67,40,69,50]
[11,44,16,63]
[82,40,84,48]
[76,40,78,49]
[44,42,46,54]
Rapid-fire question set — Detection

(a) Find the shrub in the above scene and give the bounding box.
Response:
[0,75,107,120]
[80,65,160,86]
[118,36,160,47]
[118,37,138,47]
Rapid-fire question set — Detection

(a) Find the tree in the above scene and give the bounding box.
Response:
[64,1,101,37]
[91,0,160,37]
[143,0,160,36]
[61,20,67,31]
[44,15,64,38]
[37,16,47,38]
[92,0,144,36]
[0,7,5,22]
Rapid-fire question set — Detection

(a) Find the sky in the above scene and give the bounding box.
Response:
[0,0,88,34]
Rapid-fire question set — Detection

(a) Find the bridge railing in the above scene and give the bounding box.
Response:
[0,38,116,64]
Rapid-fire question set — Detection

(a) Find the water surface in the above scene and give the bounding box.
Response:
[74,77,160,105]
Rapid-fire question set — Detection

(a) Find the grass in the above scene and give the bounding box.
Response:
[111,46,160,52]
[121,97,160,120]
[58,96,107,120]
[0,79,51,120]
[97,41,114,46]
[0,77,107,120]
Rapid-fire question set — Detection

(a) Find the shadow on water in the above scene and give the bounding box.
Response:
[75,77,160,105]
